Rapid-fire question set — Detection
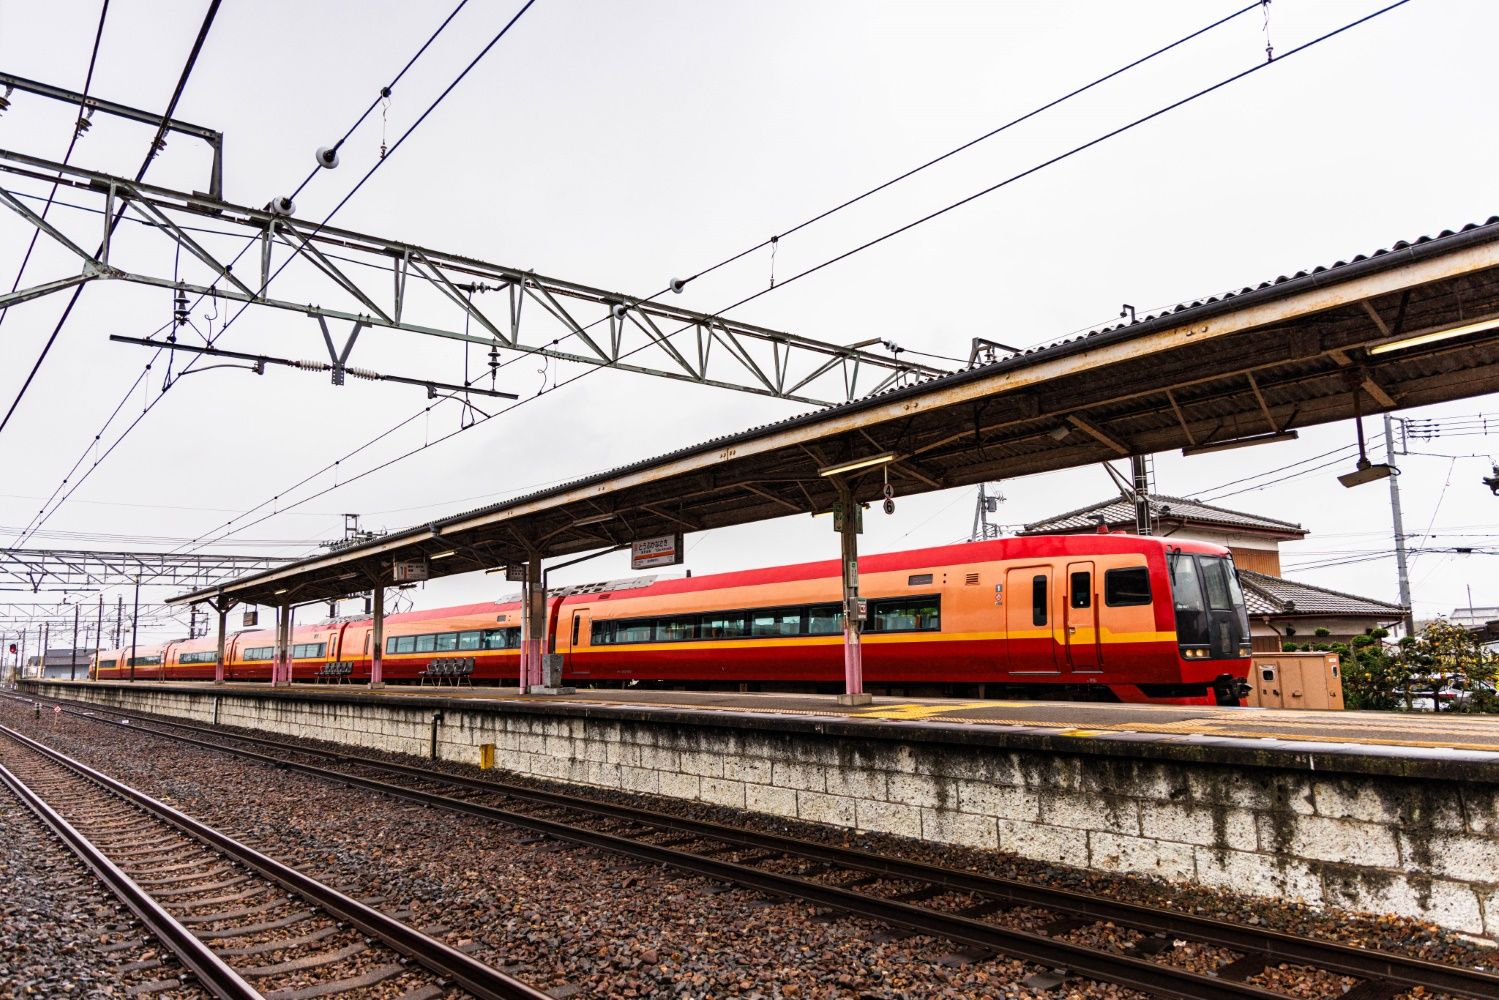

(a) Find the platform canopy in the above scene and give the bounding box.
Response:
[173,217,1499,609]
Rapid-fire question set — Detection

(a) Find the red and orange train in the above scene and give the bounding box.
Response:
[95,535,1254,704]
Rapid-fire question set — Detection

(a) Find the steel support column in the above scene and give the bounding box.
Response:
[213,600,228,684]
[833,483,872,707]
[521,558,545,692]
[70,603,79,681]
[369,584,385,688]
[274,604,291,686]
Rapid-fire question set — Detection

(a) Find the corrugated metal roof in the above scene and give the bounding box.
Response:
[429,217,1499,531]
[1239,570,1405,618]
[1019,494,1305,536]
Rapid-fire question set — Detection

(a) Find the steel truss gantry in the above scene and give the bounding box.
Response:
[0,548,291,593]
[0,601,183,630]
[0,148,946,406]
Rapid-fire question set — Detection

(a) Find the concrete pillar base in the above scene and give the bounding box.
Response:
[836,692,873,707]
[368,682,386,690]
[526,686,576,696]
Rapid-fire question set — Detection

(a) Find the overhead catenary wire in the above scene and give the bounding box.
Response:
[0,0,223,442]
[164,1,1366,557]
[10,0,522,548]
[14,0,1263,549]
[0,0,110,333]
[172,0,1416,559]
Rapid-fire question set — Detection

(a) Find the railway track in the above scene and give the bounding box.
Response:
[17,693,1498,999]
[0,719,548,1000]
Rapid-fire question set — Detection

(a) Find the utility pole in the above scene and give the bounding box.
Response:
[114,594,123,647]
[1130,454,1154,535]
[129,575,140,683]
[1384,414,1415,636]
[41,622,49,678]
[94,594,104,680]
[70,602,79,681]
[970,483,1004,541]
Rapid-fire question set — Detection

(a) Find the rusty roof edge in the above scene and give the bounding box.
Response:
[171,216,1499,605]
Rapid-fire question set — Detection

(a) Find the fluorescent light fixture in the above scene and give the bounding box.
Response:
[1047,426,1072,442]
[1182,430,1299,457]
[1368,316,1499,355]
[1338,460,1395,488]
[573,512,616,526]
[432,549,457,560]
[818,452,896,477]
[273,588,288,595]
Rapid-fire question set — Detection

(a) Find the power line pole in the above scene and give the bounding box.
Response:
[1384,414,1415,636]
[970,483,1004,541]
[94,593,104,679]
[70,602,79,681]
[1131,454,1154,535]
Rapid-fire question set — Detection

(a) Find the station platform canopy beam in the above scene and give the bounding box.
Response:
[170,217,1499,612]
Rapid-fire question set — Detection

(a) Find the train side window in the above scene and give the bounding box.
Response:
[395,635,416,654]
[571,617,581,646]
[434,632,459,652]
[414,634,436,653]
[1070,572,1092,609]
[656,617,698,642]
[457,630,482,651]
[1105,567,1152,606]
[589,622,612,646]
[1032,576,1048,626]
[868,597,940,633]
[604,619,653,644]
[752,609,803,636]
[482,628,510,650]
[504,627,522,647]
[806,604,843,635]
[99,659,116,668]
[701,613,747,640]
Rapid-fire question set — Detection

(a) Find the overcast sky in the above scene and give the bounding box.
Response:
[1,0,1494,645]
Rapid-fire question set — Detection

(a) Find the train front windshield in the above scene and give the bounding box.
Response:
[1169,552,1252,660]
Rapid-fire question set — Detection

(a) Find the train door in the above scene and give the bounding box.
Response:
[1064,561,1101,673]
[1005,567,1057,674]
[566,608,591,677]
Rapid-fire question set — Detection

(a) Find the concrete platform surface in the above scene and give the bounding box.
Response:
[256,683,1499,750]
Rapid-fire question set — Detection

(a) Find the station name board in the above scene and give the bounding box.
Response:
[631,533,684,570]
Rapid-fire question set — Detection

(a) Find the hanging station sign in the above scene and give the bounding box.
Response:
[242,610,259,627]
[392,559,429,583]
[630,533,684,570]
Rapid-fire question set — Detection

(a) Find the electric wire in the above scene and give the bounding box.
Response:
[171,0,1416,557]
[0,0,222,441]
[0,0,110,332]
[13,0,1261,547]
[9,0,511,547]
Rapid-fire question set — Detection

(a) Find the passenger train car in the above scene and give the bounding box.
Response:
[95,535,1253,704]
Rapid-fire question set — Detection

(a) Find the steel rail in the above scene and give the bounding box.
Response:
[15,699,1350,1000]
[0,758,261,1000]
[37,692,1499,999]
[23,695,1487,1000]
[0,721,549,1000]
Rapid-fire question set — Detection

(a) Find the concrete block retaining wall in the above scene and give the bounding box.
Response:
[31,681,1499,942]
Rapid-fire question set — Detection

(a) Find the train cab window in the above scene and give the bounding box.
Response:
[806,604,843,635]
[868,597,940,633]
[434,632,459,652]
[457,630,482,651]
[1200,559,1234,611]
[1032,576,1048,626]
[415,634,436,653]
[701,613,747,640]
[656,617,698,642]
[1105,567,1152,606]
[1069,572,1092,609]
[752,609,802,637]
